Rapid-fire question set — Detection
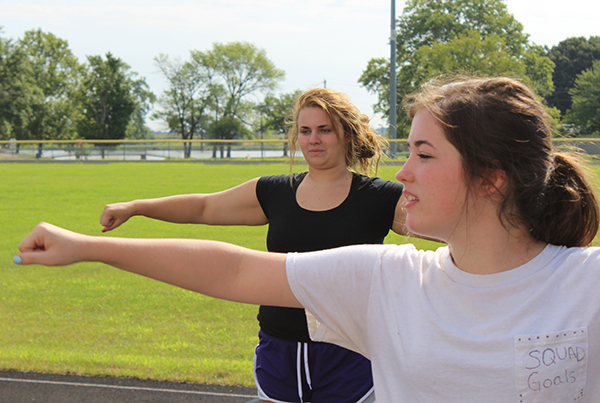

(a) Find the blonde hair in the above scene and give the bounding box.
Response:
[287,88,387,176]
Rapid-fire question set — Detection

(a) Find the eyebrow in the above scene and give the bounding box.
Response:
[407,139,435,149]
[299,124,331,129]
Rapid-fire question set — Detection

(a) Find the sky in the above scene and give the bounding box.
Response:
[1,0,599,131]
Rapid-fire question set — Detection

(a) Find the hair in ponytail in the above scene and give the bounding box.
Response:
[403,75,599,247]
[287,88,387,176]
[531,153,599,246]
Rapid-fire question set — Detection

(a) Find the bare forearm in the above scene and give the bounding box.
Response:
[80,236,287,304]
[17,222,298,307]
[101,179,266,231]
[131,195,205,224]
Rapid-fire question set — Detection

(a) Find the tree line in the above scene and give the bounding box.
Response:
[0,29,155,142]
[2,0,600,154]
[0,28,298,157]
[362,0,600,137]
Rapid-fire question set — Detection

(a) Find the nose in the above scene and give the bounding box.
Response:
[309,130,321,144]
[396,156,413,183]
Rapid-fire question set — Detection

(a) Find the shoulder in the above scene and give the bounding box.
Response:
[552,244,600,267]
[379,243,445,269]
[352,175,403,207]
[257,174,294,194]
[258,172,307,187]
[258,174,290,186]
[354,174,403,193]
[287,244,447,300]
[289,244,442,274]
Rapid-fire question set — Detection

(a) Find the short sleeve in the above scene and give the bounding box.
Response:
[286,244,394,356]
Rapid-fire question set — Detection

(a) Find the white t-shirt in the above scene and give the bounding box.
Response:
[286,243,600,403]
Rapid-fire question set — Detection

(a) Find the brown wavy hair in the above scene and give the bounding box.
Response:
[403,75,599,247]
[287,88,387,176]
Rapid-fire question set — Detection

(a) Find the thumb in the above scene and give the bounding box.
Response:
[13,249,57,266]
[15,222,82,267]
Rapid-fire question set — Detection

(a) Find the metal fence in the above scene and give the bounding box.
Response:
[0,139,290,161]
[2,138,600,162]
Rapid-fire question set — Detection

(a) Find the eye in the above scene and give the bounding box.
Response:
[417,153,432,160]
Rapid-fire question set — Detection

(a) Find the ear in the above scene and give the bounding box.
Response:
[479,168,506,197]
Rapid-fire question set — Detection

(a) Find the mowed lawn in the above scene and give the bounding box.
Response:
[0,161,598,386]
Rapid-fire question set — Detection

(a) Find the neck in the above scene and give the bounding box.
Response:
[447,220,547,275]
[306,165,352,185]
[441,196,547,274]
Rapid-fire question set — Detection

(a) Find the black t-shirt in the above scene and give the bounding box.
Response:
[256,172,403,341]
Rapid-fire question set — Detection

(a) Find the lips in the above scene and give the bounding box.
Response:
[404,192,419,208]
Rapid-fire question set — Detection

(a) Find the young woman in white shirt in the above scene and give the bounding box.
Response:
[15,76,600,402]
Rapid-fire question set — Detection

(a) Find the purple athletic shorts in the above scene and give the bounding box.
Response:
[254,330,375,403]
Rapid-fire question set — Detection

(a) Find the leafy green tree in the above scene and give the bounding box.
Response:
[565,60,600,136]
[258,90,301,135]
[75,52,138,142]
[0,31,36,141]
[256,90,301,157]
[396,0,527,53]
[153,54,217,157]
[18,29,81,141]
[208,115,249,158]
[359,0,554,136]
[125,75,155,140]
[547,36,600,115]
[156,42,284,157]
[192,42,285,121]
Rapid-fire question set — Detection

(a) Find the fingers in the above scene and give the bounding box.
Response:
[14,222,54,266]
[14,222,84,267]
[101,218,117,233]
[99,203,130,233]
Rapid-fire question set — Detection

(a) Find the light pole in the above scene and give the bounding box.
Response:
[389,0,397,158]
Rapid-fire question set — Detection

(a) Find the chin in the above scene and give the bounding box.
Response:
[406,222,435,240]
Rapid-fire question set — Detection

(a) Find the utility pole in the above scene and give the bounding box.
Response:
[389,0,397,158]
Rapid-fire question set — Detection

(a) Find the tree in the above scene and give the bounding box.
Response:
[0,30,36,141]
[359,0,554,136]
[208,116,249,158]
[18,29,81,141]
[155,42,284,158]
[256,90,301,157]
[396,0,527,54]
[257,90,301,135]
[192,42,285,121]
[75,52,138,143]
[153,54,217,157]
[564,60,600,136]
[547,36,600,115]
[126,77,156,139]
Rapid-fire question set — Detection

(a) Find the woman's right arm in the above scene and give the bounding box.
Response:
[100,178,268,232]
[15,222,300,308]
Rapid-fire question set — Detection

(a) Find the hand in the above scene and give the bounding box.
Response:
[14,222,87,266]
[100,202,134,232]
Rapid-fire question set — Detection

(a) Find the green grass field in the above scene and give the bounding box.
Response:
[1,162,598,386]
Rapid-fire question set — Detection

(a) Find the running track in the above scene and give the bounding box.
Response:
[0,370,259,402]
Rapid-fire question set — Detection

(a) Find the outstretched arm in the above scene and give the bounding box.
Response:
[15,222,301,308]
[100,178,268,232]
